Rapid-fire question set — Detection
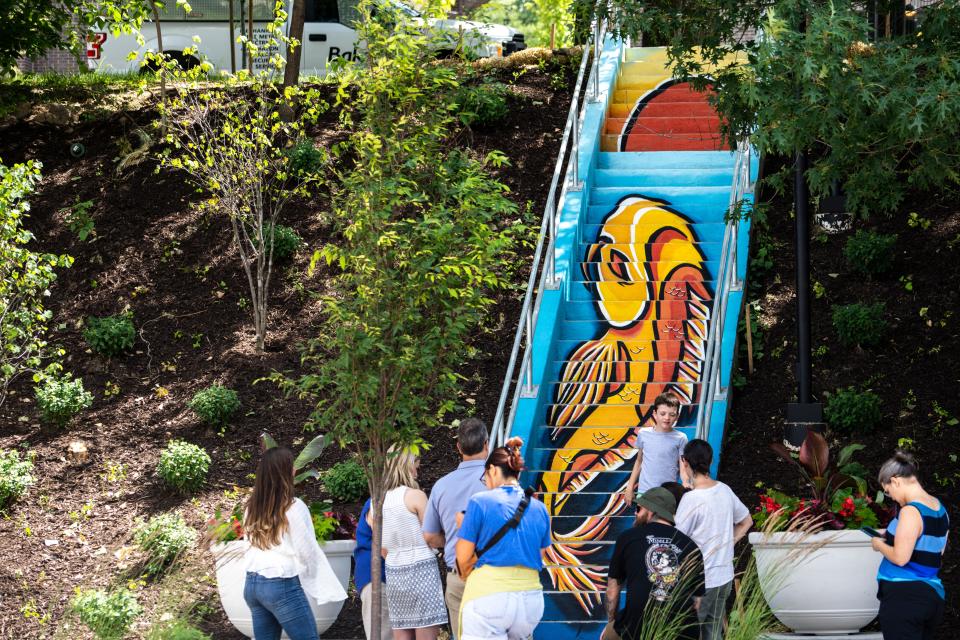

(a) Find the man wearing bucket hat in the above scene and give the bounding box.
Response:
[601,487,705,640]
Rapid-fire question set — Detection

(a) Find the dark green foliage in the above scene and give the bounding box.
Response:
[83,315,135,357]
[133,512,196,576]
[844,230,897,276]
[188,385,240,428]
[70,588,141,640]
[324,460,368,502]
[286,140,326,176]
[0,449,34,510]
[454,81,511,126]
[146,619,211,640]
[0,1,74,74]
[255,224,302,261]
[826,388,883,433]
[832,302,887,347]
[157,440,211,493]
[35,373,93,426]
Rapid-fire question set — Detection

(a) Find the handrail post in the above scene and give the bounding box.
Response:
[570,111,583,191]
[546,198,560,290]
[590,19,601,102]
[520,310,538,399]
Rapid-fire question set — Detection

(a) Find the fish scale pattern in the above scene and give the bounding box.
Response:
[521,47,751,640]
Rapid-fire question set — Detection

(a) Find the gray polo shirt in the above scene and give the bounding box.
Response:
[422,459,488,568]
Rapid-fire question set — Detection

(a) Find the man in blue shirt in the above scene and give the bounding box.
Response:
[422,418,489,639]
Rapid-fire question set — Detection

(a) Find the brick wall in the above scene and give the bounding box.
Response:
[17,49,82,74]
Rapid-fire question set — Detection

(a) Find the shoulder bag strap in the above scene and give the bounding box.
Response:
[476,487,534,559]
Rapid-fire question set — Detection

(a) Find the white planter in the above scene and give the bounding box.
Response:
[749,529,882,635]
[213,539,356,638]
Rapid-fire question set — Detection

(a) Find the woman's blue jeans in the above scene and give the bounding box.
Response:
[243,572,319,640]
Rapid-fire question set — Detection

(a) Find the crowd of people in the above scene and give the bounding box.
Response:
[237,394,948,640]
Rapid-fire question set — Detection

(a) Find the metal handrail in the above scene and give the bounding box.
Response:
[695,140,753,439]
[489,21,607,447]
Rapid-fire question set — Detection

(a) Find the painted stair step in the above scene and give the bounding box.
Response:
[543,386,703,407]
[612,86,715,104]
[614,72,718,89]
[564,301,713,322]
[578,242,723,262]
[542,405,701,426]
[584,206,730,226]
[588,184,729,204]
[597,151,736,170]
[603,133,731,153]
[553,338,710,358]
[559,322,710,341]
[580,223,726,242]
[535,621,608,635]
[612,82,715,101]
[535,426,698,439]
[608,101,720,119]
[570,281,718,299]
[542,593,614,622]
[604,116,723,137]
[594,167,733,187]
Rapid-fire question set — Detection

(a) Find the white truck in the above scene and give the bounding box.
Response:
[87,0,526,75]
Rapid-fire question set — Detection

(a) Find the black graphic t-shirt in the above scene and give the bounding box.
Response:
[608,521,705,640]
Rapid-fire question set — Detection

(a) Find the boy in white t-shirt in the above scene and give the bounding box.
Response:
[623,392,688,507]
[674,439,753,640]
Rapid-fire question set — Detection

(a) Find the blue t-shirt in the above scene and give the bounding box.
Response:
[422,459,488,569]
[458,485,551,571]
[353,499,385,593]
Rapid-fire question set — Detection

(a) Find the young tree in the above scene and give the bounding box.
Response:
[0,161,73,407]
[276,3,527,637]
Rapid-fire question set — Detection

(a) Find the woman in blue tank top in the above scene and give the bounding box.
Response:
[871,451,949,639]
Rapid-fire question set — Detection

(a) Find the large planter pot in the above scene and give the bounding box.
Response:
[749,529,882,635]
[213,539,356,638]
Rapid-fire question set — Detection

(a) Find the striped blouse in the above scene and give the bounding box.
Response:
[878,499,949,599]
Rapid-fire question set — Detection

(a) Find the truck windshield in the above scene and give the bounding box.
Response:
[387,0,421,17]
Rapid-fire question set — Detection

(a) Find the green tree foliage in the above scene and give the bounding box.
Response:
[0,161,72,408]
[0,1,75,73]
[596,0,960,216]
[275,3,527,637]
[832,302,888,347]
[472,0,575,48]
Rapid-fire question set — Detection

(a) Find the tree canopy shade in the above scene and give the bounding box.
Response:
[0,0,75,73]
[592,0,960,216]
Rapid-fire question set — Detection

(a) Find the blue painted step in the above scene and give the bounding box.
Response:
[585,202,728,224]
[579,222,726,243]
[597,150,736,170]
[588,186,730,208]
[595,167,733,187]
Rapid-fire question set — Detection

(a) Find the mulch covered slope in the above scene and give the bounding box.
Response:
[721,175,960,638]
[0,61,575,639]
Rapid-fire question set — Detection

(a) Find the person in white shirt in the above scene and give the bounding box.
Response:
[243,447,347,640]
[674,439,752,640]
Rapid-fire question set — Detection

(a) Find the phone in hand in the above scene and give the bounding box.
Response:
[861,526,883,538]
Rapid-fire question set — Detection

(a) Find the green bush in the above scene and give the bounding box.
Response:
[843,230,897,276]
[826,388,883,433]
[0,449,35,510]
[189,385,240,429]
[323,459,368,503]
[832,302,888,348]
[286,139,325,175]
[133,512,196,576]
[157,441,210,493]
[255,223,302,261]
[35,373,93,426]
[71,588,141,640]
[454,82,510,126]
[145,617,211,640]
[84,314,135,357]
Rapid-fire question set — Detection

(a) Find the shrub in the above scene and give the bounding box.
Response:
[70,588,141,640]
[826,388,883,433]
[133,512,196,576]
[285,139,325,176]
[146,618,211,640]
[843,230,897,276]
[157,441,211,493]
[0,449,35,510]
[323,459,368,503]
[832,302,888,348]
[189,385,240,429]
[255,223,302,261]
[84,314,135,357]
[35,373,93,426]
[454,81,510,126]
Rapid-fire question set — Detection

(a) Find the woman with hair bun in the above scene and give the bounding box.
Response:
[872,450,949,639]
[455,437,551,640]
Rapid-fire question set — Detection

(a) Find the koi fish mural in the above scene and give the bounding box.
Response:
[537,196,712,614]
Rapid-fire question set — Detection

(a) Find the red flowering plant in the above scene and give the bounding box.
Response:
[753,431,894,532]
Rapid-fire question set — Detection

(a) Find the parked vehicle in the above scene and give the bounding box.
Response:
[87,0,526,75]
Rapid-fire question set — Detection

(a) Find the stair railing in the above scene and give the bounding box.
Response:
[695,139,753,440]
[489,20,607,448]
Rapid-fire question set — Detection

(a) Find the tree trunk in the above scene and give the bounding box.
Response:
[369,480,386,640]
[283,0,306,89]
[151,2,167,131]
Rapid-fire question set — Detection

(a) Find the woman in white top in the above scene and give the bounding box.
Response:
[370,449,447,639]
[244,448,347,640]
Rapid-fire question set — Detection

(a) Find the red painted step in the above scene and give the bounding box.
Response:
[604,116,723,135]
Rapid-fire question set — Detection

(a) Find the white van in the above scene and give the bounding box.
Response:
[87,0,526,75]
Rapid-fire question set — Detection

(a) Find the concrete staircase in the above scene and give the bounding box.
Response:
[506,44,756,640]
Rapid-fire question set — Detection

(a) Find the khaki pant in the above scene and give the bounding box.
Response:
[445,569,466,639]
[360,583,393,640]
